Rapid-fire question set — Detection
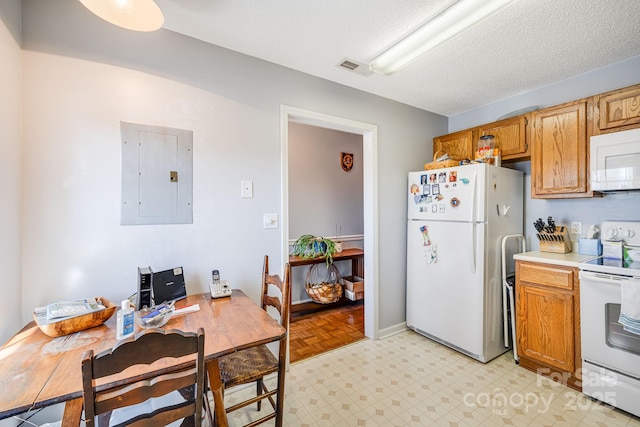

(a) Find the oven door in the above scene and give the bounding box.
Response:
[580,270,640,379]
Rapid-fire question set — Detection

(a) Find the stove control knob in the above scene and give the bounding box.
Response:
[622,228,635,239]
[605,227,619,239]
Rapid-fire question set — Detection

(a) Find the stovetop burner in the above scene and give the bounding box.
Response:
[583,256,640,271]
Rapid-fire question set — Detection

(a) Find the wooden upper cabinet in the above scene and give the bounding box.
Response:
[478,115,529,161]
[531,99,591,198]
[593,83,640,135]
[433,128,475,161]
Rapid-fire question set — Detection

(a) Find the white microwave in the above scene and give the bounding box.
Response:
[590,128,640,191]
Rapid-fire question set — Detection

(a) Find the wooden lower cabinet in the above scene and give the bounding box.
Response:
[515,260,581,391]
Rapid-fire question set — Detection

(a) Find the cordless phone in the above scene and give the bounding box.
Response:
[210,269,232,299]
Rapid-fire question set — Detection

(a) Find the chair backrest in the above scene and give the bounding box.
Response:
[81,328,206,427]
[261,255,291,331]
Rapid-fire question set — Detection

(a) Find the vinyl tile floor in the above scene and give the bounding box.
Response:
[221,330,640,427]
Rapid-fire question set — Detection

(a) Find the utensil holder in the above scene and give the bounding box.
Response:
[537,226,572,253]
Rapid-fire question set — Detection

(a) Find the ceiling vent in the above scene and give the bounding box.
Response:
[337,58,372,77]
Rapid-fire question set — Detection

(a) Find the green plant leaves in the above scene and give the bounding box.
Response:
[292,234,336,265]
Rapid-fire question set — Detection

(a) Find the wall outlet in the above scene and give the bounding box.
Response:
[241,180,253,198]
[570,221,582,235]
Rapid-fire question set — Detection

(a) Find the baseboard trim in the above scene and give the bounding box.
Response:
[377,322,407,339]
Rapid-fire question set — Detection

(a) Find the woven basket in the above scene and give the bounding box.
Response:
[424,150,460,170]
[305,263,342,304]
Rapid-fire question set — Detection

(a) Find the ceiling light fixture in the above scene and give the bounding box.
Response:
[369,0,516,75]
[78,0,164,32]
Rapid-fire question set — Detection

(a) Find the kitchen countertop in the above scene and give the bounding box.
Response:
[513,251,599,268]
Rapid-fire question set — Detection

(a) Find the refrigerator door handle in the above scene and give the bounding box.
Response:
[470,173,478,273]
[471,172,478,224]
[470,223,477,273]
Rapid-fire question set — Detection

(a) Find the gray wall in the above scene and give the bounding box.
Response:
[288,122,364,239]
[0,0,22,347]
[11,0,447,340]
[288,122,364,303]
[449,57,640,251]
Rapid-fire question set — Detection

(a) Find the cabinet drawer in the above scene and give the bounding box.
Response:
[518,262,574,290]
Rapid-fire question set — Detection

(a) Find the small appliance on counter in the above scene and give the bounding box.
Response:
[533,217,571,253]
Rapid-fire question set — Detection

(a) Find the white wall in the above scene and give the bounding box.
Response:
[21,52,279,308]
[0,0,22,346]
[18,0,447,333]
[449,57,640,251]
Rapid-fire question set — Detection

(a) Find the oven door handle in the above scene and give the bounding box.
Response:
[580,270,640,284]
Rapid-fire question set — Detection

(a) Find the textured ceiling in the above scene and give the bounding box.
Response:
[155,0,640,117]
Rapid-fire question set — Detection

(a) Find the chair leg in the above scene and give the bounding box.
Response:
[275,359,286,427]
[256,378,263,410]
[203,394,214,427]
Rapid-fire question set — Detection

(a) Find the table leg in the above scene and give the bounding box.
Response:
[61,397,83,427]
[206,359,228,427]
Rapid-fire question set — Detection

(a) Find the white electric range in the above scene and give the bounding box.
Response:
[579,220,640,417]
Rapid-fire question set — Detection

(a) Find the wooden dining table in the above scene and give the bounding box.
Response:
[0,290,286,426]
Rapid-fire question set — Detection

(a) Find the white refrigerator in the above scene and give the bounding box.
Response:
[406,163,523,363]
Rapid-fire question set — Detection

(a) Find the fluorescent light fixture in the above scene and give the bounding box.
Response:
[78,0,164,32]
[369,0,515,75]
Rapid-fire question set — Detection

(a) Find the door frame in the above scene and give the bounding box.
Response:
[280,105,379,339]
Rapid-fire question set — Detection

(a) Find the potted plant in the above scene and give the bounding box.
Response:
[291,234,337,265]
[292,234,342,304]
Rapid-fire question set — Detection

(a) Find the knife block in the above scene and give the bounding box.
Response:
[537,225,572,253]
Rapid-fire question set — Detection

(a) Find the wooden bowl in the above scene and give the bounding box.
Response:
[33,297,117,337]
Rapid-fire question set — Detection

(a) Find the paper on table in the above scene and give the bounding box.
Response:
[35,298,105,323]
[173,304,200,315]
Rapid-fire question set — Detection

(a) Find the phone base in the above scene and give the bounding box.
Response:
[210,280,232,299]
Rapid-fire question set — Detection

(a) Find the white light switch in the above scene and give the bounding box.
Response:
[263,213,278,229]
[241,180,253,198]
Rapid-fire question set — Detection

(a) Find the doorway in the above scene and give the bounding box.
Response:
[280,106,378,347]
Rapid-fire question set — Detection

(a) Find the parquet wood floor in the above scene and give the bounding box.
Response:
[289,300,364,364]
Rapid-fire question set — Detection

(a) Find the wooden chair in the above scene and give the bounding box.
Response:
[218,255,290,427]
[81,327,228,427]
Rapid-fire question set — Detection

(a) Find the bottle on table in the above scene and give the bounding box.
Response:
[116,299,135,340]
